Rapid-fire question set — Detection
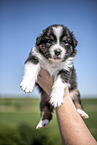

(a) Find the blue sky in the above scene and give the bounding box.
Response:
[0,0,97,98]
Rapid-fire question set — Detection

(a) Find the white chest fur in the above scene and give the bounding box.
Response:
[40,58,65,76]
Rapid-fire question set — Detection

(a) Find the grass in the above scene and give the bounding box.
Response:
[0,97,97,145]
[0,97,61,145]
[82,99,97,140]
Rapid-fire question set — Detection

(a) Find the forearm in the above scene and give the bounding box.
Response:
[37,69,97,145]
[56,87,97,145]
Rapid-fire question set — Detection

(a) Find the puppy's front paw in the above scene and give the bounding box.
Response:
[50,91,64,108]
[20,79,35,93]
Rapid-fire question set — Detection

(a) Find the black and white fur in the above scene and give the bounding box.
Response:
[20,24,89,129]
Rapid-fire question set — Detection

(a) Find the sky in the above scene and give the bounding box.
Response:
[0,0,97,98]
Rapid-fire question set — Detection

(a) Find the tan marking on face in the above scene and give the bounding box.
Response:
[62,36,67,41]
[39,44,42,49]
[50,35,54,40]
[70,46,73,52]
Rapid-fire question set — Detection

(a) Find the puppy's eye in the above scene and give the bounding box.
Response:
[64,40,68,44]
[62,40,68,45]
[44,39,50,43]
[48,39,52,41]
[47,39,53,42]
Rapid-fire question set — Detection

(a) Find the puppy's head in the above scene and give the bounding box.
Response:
[36,24,78,62]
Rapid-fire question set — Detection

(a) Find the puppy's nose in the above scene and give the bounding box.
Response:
[54,49,62,56]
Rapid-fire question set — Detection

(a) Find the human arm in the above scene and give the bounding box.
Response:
[56,87,97,145]
[37,69,97,145]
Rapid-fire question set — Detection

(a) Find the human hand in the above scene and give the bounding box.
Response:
[37,69,53,95]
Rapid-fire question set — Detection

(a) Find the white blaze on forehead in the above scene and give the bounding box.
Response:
[49,26,65,60]
[53,26,63,43]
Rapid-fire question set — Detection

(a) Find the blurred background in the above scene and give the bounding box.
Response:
[0,0,97,145]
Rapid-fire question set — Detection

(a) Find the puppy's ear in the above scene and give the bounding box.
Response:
[36,28,47,46]
[36,36,42,46]
[71,32,78,48]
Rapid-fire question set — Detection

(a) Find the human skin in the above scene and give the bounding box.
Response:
[37,69,97,145]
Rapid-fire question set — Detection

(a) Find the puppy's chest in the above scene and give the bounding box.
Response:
[40,59,65,77]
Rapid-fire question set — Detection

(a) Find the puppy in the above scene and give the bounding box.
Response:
[20,24,89,129]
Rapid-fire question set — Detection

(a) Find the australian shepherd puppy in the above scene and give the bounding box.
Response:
[20,24,89,129]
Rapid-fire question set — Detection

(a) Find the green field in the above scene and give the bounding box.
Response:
[0,97,97,145]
